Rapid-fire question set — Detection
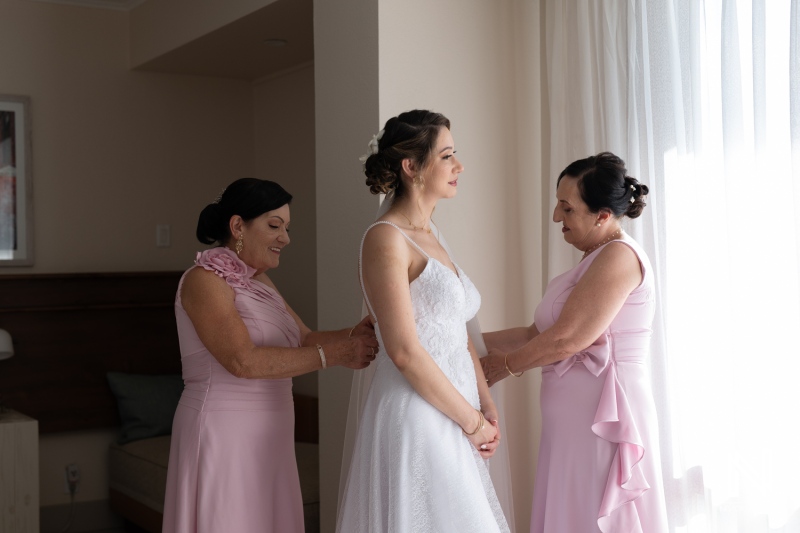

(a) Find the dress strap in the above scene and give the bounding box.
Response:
[358,221,429,322]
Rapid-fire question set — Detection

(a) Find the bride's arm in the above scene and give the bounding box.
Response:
[361,225,497,449]
[468,336,500,458]
[483,323,540,353]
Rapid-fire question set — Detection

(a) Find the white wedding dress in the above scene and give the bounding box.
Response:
[336,221,510,533]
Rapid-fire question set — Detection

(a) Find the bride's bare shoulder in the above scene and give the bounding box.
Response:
[362,222,411,262]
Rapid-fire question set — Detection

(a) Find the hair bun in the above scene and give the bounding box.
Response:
[196,203,227,244]
[624,176,649,219]
[363,153,400,195]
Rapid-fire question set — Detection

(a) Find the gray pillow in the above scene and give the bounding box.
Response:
[106,372,184,445]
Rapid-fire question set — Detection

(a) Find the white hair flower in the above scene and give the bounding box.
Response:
[359,129,385,164]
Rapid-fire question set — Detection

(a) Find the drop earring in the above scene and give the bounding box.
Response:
[235,234,244,255]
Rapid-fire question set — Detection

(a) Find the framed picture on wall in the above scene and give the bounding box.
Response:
[0,95,33,266]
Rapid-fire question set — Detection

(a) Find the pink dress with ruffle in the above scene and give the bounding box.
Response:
[530,236,668,533]
[162,247,304,533]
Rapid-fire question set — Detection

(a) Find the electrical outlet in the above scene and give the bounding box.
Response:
[63,463,80,494]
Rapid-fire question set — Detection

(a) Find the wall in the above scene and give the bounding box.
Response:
[0,0,254,276]
[253,62,318,396]
[314,0,380,530]
[0,0,254,510]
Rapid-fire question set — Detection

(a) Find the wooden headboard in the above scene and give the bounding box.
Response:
[0,272,183,433]
[0,271,319,442]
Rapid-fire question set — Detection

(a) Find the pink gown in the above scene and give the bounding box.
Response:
[530,236,668,533]
[162,247,304,533]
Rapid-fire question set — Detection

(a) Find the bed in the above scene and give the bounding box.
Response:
[106,387,320,533]
[0,272,320,533]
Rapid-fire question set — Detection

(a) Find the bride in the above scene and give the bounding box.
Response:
[336,110,510,532]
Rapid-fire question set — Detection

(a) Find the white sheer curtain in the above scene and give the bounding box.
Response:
[533,0,800,531]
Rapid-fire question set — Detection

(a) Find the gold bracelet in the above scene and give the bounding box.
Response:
[315,344,327,369]
[505,353,523,377]
[348,326,357,338]
[462,409,484,436]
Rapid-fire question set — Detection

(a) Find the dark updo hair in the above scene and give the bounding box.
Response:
[363,109,451,198]
[196,178,292,245]
[557,152,649,219]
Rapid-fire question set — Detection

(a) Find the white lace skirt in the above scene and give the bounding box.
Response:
[336,355,510,533]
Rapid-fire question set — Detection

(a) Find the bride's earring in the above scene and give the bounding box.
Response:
[235,234,244,255]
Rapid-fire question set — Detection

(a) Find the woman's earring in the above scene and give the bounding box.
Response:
[235,234,244,255]
[596,223,601,227]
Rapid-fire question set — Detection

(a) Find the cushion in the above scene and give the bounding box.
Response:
[106,372,184,445]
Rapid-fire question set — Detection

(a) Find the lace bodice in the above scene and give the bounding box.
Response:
[360,222,482,405]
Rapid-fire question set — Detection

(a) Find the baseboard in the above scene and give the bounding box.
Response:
[40,499,124,533]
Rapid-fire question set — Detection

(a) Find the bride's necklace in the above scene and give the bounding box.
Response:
[582,229,623,260]
[398,211,432,234]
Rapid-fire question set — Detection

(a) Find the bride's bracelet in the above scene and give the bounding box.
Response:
[462,409,485,436]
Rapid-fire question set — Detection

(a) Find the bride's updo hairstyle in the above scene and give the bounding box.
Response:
[557,152,649,219]
[363,109,451,198]
[196,178,292,245]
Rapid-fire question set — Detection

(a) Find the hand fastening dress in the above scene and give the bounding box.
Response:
[162,247,305,533]
[530,236,669,533]
[337,222,510,533]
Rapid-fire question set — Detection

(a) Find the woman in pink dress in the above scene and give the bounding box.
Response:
[162,178,379,533]
[482,153,669,532]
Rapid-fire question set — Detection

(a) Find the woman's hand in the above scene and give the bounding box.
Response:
[481,349,511,387]
[350,314,376,338]
[464,411,500,459]
[335,334,379,370]
[326,315,379,370]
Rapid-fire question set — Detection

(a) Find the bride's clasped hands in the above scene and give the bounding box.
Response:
[466,406,502,458]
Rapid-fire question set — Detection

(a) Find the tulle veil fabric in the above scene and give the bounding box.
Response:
[337,190,516,531]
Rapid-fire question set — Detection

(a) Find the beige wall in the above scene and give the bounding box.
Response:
[38,428,118,508]
[253,63,319,396]
[379,0,523,331]
[314,0,380,530]
[0,0,254,276]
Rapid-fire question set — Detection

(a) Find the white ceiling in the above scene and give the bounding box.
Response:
[26,0,313,81]
[133,0,313,81]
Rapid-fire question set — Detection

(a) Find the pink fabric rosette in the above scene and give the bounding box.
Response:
[195,247,255,289]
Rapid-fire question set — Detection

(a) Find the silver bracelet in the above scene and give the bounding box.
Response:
[315,344,327,369]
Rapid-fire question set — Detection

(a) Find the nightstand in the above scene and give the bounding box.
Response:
[0,409,39,533]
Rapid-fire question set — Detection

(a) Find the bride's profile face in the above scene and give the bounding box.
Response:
[422,127,464,200]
